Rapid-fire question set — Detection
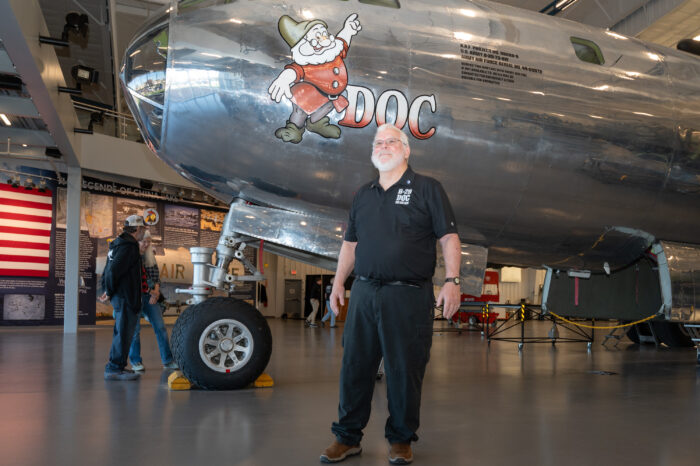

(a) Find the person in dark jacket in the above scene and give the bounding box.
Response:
[100,215,148,381]
[305,277,323,327]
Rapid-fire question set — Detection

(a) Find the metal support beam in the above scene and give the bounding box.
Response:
[0,0,81,167]
[64,166,82,333]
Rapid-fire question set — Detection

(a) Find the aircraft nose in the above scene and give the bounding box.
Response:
[120,17,168,151]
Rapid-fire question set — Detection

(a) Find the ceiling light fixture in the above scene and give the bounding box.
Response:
[71,65,99,84]
[0,114,11,126]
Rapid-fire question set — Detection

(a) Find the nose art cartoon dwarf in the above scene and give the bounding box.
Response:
[268,13,361,143]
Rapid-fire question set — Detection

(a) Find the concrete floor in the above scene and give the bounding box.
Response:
[1,319,699,466]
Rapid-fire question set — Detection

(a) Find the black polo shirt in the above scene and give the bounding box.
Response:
[344,166,458,282]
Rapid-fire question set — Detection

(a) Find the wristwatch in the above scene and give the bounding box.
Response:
[445,277,460,285]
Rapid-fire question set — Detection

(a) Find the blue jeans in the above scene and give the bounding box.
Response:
[105,295,140,373]
[128,294,174,365]
[321,300,336,326]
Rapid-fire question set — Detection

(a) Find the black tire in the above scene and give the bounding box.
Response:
[651,321,695,348]
[468,315,479,327]
[171,297,272,390]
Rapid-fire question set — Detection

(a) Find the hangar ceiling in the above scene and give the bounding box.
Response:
[0,40,56,160]
[27,0,700,114]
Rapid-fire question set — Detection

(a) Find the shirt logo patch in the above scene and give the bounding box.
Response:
[395,188,412,205]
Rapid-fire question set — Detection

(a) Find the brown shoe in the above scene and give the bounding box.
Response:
[389,443,413,464]
[320,440,361,463]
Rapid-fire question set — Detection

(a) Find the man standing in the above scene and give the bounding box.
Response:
[321,124,462,464]
[101,215,148,381]
[306,277,323,327]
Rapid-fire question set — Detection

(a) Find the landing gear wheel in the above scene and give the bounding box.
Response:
[172,297,272,390]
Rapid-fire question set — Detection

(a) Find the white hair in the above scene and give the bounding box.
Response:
[140,230,157,267]
[375,124,409,149]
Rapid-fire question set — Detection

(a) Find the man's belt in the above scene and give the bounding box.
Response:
[356,275,427,288]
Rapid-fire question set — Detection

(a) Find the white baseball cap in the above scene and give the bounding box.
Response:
[124,215,145,227]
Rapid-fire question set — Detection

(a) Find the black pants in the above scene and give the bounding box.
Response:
[331,279,434,445]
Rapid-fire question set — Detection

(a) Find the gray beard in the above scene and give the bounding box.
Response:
[372,154,404,172]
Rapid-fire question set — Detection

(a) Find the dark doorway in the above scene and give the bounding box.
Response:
[283,279,302,318]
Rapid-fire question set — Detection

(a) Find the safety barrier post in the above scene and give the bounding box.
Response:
[520,303,525,349]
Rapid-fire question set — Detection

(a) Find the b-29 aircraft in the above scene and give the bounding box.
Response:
[121,0,700,389]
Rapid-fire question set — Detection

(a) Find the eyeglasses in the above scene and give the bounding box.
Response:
[372,138,403,148]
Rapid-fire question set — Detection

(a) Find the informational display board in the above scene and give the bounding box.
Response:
[0,163,252,325]
[0,166,97,324]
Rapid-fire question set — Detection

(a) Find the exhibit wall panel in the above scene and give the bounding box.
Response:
[0,160,234,325]
[0,163,96,325]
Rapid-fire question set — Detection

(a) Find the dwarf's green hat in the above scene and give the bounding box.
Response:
[278,15,327,47]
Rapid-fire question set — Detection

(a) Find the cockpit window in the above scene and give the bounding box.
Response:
[358,0,401,8]
[570,37,605,65]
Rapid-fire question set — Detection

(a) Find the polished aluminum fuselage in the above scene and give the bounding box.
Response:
[121,0,700,269]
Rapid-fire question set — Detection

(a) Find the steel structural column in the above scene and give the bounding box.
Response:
[64,166,82,333]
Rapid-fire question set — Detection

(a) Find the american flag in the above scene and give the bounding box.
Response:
[0,183,53,278]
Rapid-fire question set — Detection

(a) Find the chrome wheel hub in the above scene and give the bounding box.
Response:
[198,319,254,373]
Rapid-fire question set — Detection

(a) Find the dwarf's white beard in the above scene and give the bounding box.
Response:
[372,153,405,172]
[291,39,344,66]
